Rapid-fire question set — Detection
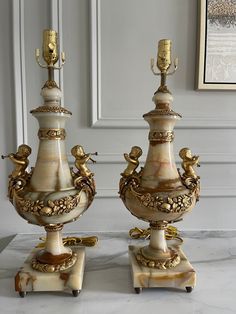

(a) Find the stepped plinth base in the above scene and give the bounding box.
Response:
[129,245,196,294]
[15,247,85,297]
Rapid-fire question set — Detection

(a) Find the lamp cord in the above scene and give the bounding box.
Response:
[129,225,183,243]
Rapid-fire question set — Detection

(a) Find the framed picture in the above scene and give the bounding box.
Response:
[197,0,236,90]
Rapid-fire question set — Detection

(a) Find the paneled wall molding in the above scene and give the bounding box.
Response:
[68,152,236,198]
[68,152,236,164]
[50,0,64,104]
[90,0,100,127]
[13,0,236,202]
[91,117,236,129]
[90,0,236,130]
[13,0,64,149]
[13,0,28,147]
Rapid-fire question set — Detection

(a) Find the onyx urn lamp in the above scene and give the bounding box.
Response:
[3,30,96,297]
[119,39,200,294]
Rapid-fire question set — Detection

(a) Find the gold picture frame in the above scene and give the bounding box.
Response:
[197,0,236,90]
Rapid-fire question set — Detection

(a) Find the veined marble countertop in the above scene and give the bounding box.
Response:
[0,231,236,314]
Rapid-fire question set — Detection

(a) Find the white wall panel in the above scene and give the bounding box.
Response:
[91,0,236,129]
[0,0,19,237]
[0,0,236,235]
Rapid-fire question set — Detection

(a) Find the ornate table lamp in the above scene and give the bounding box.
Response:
[119,39,200,294]
[2,30,96,297]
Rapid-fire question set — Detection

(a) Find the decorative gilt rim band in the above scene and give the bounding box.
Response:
[149,130,174,143]
[45,224,63,232]
[31,252,77,273]
[150,221,168,230]
[38,128,66,140]
[143,109,182,118]
[30,105,72,115]
[136,248,180,269]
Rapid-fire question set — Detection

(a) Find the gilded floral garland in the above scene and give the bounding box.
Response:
[119,170,199,214]
[130,185,194,214]
[12,172,96,217]
[14,191,82,217]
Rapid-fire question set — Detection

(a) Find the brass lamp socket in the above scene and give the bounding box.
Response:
[42,29,59,66]
[157,39,172,73]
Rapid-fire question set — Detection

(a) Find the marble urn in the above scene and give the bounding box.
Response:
[3,30,96,297]
[119,39,200,293]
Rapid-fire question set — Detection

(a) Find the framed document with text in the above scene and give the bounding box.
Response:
[197,0,236,90]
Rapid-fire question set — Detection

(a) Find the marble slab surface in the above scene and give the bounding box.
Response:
[0,231,236,314]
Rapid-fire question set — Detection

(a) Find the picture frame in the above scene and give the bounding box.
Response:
[197,0,236,90]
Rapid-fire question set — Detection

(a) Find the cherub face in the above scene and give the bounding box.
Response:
[77,146,84,156]
[18,145,31,157]
[185,150,192,159]
[71,145,85,157]
[179,147,191,159]
[130,146,142,158]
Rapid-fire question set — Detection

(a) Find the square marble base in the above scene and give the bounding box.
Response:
[129,245,196,292]
[15,247,85,296]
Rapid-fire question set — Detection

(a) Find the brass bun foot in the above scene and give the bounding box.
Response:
[31,252,77,273]
[136,248,180,269]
